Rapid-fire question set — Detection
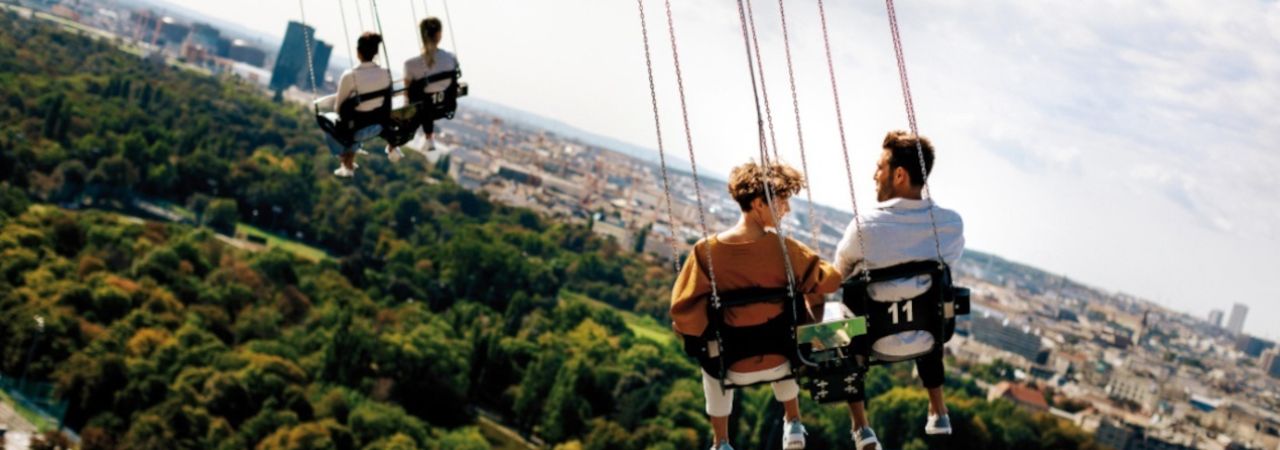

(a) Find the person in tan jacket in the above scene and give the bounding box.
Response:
[671,161,842,450]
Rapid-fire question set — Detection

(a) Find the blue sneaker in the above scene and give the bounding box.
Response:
[783,419,807,449]
[852,426,880,450]
[925,413,952,435]
[710,442,734,450]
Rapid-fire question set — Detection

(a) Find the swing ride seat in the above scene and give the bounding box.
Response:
[314,87,393,148]
[842,261,970,366]
[801,261,970,403]
[377,68,468,147]
[682,287,806,390]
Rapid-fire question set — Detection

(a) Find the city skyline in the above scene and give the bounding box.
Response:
[145,0,1280,339]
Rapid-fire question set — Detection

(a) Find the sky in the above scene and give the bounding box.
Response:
[148,0,1280,339]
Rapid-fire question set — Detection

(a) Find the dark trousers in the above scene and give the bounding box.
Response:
[916,347,945,389]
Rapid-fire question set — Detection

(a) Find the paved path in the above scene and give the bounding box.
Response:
[0,398,36,450]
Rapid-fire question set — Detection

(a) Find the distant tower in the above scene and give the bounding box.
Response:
[270,21,331,92]
[1207,309,1224,328]
[1226,303,1248,335]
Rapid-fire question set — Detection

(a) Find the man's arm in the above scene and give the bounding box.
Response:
[833,219,864,278]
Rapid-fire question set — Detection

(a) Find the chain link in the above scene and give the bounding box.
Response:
[885,0,945,265]
[818,0,869,279]
[298,0,318,96]
[663,0,721,309]
[774,0,821,253]
[636,0,683,275]
[737,0,800,314]
[743,0,782,165]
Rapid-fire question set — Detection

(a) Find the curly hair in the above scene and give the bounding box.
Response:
[882,130,935,186]
[727,161,806,211]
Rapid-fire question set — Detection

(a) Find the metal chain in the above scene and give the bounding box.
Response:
[337,0,355,67]
[354,0,366,32]
[663,0,721,309]
[774,0,820,252]
[442,0,460,61]
[818,0,869,279]
[637,0,683,275]
[737,0,799,313]
[298,0,318,96]
[885,0,945,264]
[410,0,422,54]
[371,1,394,77]
[743,0,782,165]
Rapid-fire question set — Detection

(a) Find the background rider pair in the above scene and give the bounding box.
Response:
[670,131,963,450]
[315,18,458,177]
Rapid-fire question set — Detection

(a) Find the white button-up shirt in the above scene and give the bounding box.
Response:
[336,61,392,112]
[833,197,965,359]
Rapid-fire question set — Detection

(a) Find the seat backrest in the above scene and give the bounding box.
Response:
[337,87,393,127]
[842,261,953,358]
[689,287,801,385]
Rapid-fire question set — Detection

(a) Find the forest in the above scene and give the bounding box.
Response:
[0,11,1101,450]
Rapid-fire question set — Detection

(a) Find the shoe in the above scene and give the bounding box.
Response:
[356,148,370,155]
[333,166,353,178]
[925,413,952,435]
[783,419,806,449]
[428,142,437,152]
[709,442,734,450]
[852,426,880,450]
[386,146,404,163]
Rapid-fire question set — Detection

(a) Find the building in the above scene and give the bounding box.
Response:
[1095,420,1196,450]
[270,21,331,91]
[1234,335,1276,358]
[591,217,632,250]
[988,382,1049,413]
[1263,348,1280,379]
[228,40,267,67]
[1207,309,1224,328]
[967,308,1046,364]
[157,17,190,47]
[1106,373,1158,412]
[1226,303,1247,335]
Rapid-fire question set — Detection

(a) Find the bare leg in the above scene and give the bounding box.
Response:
[927,387,948,415]
[341,151,355,170]
[711,415,730,446]
[782,397,801,422]
[848,401,869,429]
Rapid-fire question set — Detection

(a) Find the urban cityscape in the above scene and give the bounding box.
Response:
[2,0,1278,449]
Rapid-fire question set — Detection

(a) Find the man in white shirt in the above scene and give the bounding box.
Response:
[834,131,964,450]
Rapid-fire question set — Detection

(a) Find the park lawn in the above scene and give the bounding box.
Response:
[235,223,330,262]
[0,388,55,433]
[561,291,674,347]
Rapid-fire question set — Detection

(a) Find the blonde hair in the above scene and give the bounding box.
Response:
[727,161,805,211]
[420,17,444,69]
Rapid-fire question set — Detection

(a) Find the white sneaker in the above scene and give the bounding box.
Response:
[783,420,806,449]
[428,141,437,152]
[852,426,880,450]
[356,148,370,155]
[333,166,354,177]
[386,146,404,163]
[925,413,952,435]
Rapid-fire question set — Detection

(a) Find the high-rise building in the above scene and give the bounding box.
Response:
[1226,303,1247,334]
[967,308,1045,364]
[1207,309,1223,328]
[229,39,267,67]
[1234,335,1275,358]
[1263,349,1280,379]
[270,21,331,91]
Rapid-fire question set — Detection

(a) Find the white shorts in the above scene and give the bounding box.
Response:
[701,362,800,417]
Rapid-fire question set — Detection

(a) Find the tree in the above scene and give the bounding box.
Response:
[205,198,239,235]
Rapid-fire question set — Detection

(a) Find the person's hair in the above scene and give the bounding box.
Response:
[356,32,382,62]
[420,17,443,69]
[727,161,805,212]
[882,130,935,187]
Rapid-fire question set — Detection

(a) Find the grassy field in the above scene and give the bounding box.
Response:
[234,223,330,262]
[561,291,674,347]
[477,415,540,450]
[0,388,55,433]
